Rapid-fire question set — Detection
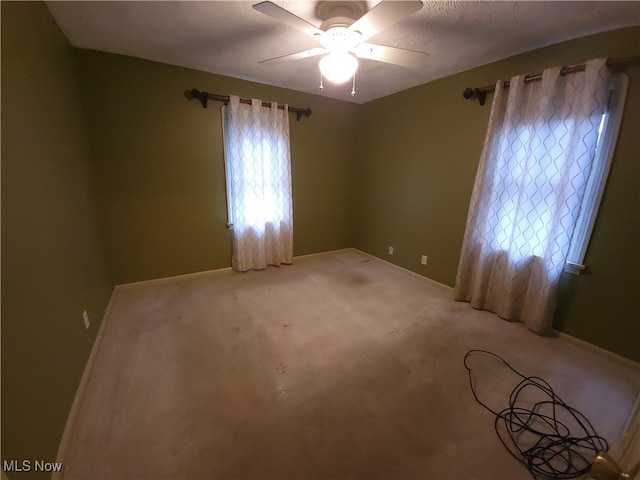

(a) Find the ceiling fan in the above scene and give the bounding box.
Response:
[252,1,427,95]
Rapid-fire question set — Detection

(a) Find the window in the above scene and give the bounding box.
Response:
[221,96,293,272]
[489,73,628,274]
[227,136,286,230]
[455,59,623,332]
[565,74,629,274]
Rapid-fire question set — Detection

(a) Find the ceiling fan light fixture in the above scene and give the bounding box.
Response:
[319,51,358,84]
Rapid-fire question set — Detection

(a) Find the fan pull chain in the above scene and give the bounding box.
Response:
[351,72,356,96]
[319,71,324,91]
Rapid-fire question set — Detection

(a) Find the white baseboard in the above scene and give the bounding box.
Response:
[293,247,355,261]
[119,249,354,288]
[118,265,233,288]
[53,289,118,480]
[294,247,454,292]
[350,250,638,369]
[553,329,639,371]
[352,248,454,292]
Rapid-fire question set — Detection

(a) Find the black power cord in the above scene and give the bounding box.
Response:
[464,349,608,480]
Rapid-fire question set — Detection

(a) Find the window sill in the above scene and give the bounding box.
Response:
[564,261,586,275]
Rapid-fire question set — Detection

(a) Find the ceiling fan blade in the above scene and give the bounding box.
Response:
[349,1,422,43]
[354,43,428,69]
[259,47,328,64]
[253,1,324,38]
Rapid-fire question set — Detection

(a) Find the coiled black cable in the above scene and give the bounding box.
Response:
[464,349,608,480]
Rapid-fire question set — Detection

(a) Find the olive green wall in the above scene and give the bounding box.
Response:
[354,26,640,360]
[74,51,358,284]
[1,2,113,477]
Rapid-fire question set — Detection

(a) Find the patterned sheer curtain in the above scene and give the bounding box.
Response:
[222,95,293,272]
[454,59,611,334]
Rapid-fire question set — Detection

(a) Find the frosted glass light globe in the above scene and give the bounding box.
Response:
[319,52,358,84]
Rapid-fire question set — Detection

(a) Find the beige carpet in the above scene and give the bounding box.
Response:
[63,250,639,479]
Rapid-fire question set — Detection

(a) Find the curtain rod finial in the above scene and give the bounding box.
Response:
[296,108,312,121]
[190,88,208,109]
[463,87,487,106]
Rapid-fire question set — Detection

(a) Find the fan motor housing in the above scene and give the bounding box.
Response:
[319,16,355,31]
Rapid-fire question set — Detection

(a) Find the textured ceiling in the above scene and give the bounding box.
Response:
[46,1,640,104]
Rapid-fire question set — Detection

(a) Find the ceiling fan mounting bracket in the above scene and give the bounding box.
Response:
[316,2,366,22]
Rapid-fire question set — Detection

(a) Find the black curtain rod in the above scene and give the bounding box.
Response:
[189,88,312,121]
[463,55,640,105]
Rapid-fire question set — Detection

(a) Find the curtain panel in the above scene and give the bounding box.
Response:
[223,95,293,272]
[454,59,611,334]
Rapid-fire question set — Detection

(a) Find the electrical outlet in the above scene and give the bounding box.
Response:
[421,255,428,265]
[388,246,394,255]
[83,310,90,329]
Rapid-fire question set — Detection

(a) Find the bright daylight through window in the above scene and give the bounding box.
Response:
[564,74,628,274]
[492,73,629,276]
